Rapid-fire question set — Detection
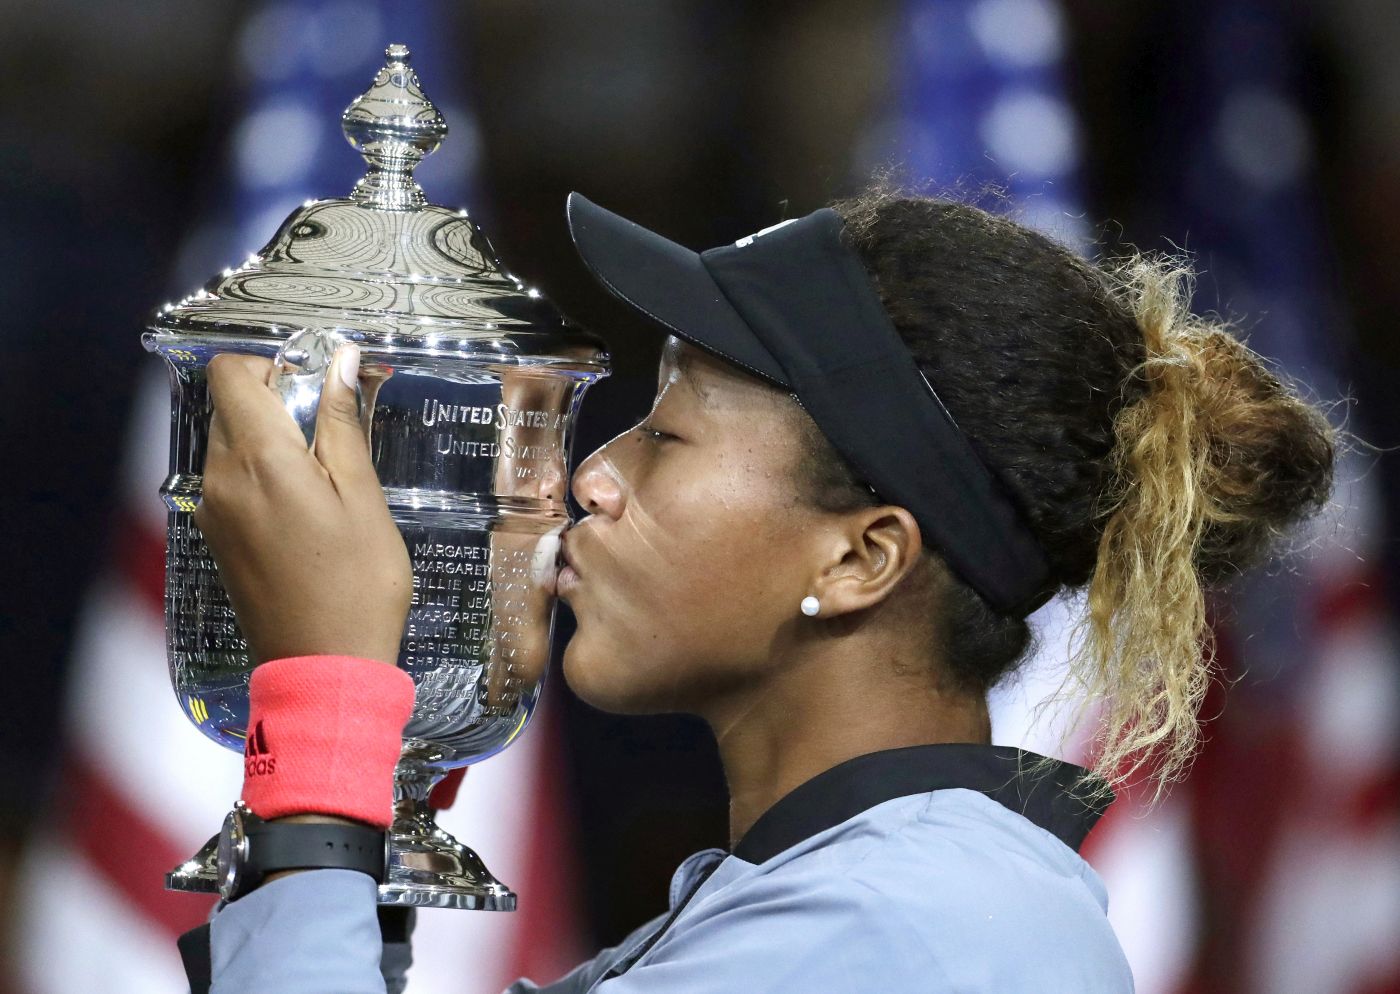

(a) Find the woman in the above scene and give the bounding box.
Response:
[187,188,1337,993]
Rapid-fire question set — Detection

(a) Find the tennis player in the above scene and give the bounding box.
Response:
[180,188,1337,993]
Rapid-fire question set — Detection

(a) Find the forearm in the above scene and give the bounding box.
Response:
[190,352,420,992]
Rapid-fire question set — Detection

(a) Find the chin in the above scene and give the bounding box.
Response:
[559,631,677,716]
[560,632,635,713]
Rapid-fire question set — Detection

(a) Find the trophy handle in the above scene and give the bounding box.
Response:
[268,328,363,448]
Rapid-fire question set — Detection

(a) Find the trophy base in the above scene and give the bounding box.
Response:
[165,834,220,894]
[378,803,516,911]
[164,813,516,911]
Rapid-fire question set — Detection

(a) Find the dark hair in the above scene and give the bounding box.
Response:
[803,188,1337,796]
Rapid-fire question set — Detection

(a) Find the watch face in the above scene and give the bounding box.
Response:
[217,805,248,900]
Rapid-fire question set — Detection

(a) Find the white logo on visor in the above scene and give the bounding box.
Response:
[734,217,799,248]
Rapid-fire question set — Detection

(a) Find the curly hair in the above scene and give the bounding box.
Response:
[805,188,1338,802]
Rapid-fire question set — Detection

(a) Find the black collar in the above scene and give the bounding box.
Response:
[730,743,1113,864]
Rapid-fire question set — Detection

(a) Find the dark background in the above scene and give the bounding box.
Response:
[0,1,1397,988]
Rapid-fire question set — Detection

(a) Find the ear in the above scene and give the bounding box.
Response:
[810,506,923,617]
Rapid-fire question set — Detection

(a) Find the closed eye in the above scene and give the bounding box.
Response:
[637,420,678,443]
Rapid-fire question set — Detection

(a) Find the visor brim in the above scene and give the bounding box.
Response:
[565,193,789,387]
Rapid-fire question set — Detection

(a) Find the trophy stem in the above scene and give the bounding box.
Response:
[378,757,517,911]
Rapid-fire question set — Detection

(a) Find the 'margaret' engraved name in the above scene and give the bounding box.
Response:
[421,399,569,430]
[413,542,486,559]
[413,541,491,576]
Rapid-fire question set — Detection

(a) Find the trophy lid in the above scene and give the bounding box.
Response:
[151,44,605,367]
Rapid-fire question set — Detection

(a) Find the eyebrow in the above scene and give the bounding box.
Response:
[668,344,712,403]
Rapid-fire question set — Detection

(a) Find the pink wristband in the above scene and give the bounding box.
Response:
[240,656,416,829]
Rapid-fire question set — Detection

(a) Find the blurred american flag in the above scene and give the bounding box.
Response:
[12,4,583,993]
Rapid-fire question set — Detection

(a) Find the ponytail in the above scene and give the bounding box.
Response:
[1057,255,1336,802]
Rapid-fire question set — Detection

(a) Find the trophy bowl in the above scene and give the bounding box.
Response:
[144,44,609,910]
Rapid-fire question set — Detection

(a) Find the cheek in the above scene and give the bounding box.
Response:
[563,447,807,711]
[627,449,795,618]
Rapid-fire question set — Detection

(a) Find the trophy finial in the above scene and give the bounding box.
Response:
[342,42,448,210]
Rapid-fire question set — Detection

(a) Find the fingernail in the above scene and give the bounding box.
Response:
[338,343,360,391]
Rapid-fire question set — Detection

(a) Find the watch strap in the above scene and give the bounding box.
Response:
[245,820,386,882]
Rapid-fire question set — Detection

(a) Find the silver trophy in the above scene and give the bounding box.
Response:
[144,44,609,910]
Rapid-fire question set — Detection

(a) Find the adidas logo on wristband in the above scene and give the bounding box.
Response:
[244,720,278,777]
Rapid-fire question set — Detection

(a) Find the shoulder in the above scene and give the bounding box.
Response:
[718,789,1134,992]
[850,787,1116,909]
[608,864,957,993]
[607,790,1135,993]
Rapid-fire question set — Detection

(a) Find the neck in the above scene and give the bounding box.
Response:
[701,632,991,851]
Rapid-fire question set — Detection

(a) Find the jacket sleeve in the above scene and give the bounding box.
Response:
[203,867,671,994]
[208,869,386,994]
[500,910,671,994]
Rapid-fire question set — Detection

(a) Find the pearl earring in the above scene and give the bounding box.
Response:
[800,596,821,617]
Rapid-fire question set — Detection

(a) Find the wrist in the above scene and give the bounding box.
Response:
[261,812,380,884]
[270,813,378,827]
[240,656,415,829]
[219,801,387,901]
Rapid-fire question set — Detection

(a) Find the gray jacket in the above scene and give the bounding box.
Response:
[182,744,1135,993]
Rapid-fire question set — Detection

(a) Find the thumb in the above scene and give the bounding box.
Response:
[313,344,379,499]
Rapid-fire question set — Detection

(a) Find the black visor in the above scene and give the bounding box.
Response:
[566,193,1054,617]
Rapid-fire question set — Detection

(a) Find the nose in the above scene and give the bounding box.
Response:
[571,439,625,519]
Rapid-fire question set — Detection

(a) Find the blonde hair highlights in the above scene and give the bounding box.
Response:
[1043,254,1337,806]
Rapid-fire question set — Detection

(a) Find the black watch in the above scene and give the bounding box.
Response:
[216,800,388,902]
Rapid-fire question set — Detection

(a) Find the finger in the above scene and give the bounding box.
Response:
[205,354,259,455]
[313,344,382,502]
[205,353,308,455]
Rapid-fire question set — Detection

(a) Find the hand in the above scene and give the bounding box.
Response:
[195,346,412,665]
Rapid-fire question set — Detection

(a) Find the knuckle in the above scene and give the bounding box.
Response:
[324,398,365,432]
[245,442,299,478]
[243,443,278,470]
[204,353,234,382]
[206,353,272,386]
